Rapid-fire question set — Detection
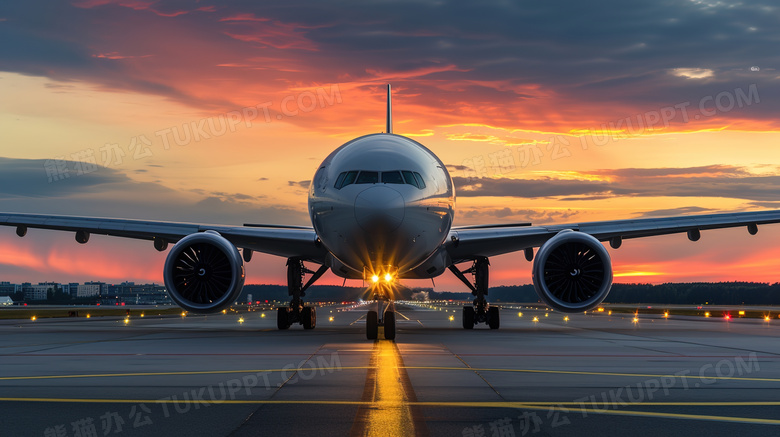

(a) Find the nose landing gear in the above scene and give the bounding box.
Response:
[365,284,396,340]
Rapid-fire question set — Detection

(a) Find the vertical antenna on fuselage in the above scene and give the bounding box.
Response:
[386,84,392,134]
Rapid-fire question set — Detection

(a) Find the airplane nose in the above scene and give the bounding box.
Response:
[354,186,405,233]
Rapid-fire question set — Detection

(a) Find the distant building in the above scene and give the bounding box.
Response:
[77,283,102,298]
[23,282,58,301]
[0,282,20,296]
[104,282,169,304]
[0,296,13,305]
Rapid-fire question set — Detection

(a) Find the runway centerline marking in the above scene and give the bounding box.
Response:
[350,340,428,437]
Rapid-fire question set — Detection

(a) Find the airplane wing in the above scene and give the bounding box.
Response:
[446,210,780,263]
[0,212,327,262]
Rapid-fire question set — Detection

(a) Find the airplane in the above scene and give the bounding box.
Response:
[3,84,780,340]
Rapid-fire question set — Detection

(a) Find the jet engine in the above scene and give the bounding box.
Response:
[163,231,245,313]
[532,230,612,313]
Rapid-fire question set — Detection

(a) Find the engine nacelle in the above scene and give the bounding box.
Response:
[532,230,612,313]
[163,231,245,313]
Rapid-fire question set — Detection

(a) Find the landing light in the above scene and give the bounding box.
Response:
[86,314,91,318]
[181,312,187,318]
[632,317,639,323]
[597,308,604,312]
[384,273,393,282]
[449,315,454,321]
[705,312,711,317]
[663,312,669,318]
[123,317,129,325]
[517,312,523,317]
[238,317,244,324]
[563,316,569,322]
[764,316,771,322]
[371,275,380,283]
[532,316,539,322]
[31,316,36,321]
[738,311,745,316]
[329,316,334,322]
[261,313,266,318]
[724,314,731,320]
[544,313,548,317]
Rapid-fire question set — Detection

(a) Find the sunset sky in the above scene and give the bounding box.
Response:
[1,0,779,290]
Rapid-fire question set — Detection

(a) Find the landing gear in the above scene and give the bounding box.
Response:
[384,310,396,340]
[277,258,328,330]
[366,311,378,340]
[487,306,500,329]
[365,300,396,340]
[449,257,500,330]
[277,307,290,330]
[463,306,475,329]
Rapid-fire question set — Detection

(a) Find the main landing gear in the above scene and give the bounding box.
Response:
[448,257,500,330]
[277,258,328,330]
[365,285,396,340]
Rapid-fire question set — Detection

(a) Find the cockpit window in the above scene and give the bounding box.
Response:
[381,171,404,184]
[413,172,426,189]
[334,170,358,189]
[334,172,347,189]
[356,171,379,184]
[335,170,425,189]
[402,171,418,188]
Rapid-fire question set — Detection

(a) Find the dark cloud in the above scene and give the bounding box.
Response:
[634,206,715,218]
[590,165,748,178]
[457,207,578,225]
[454,166,780,202]
[454,176,619,198]
[0,157,307,226]
[0,0,777,130]
[0,157,132,198]
[288,180,310,189]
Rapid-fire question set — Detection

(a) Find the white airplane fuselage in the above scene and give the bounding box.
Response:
[308,133,455,280]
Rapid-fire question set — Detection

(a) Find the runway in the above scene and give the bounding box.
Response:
[1,303,779,436]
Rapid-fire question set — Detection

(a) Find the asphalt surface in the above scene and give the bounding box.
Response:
[1,302,779,436]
